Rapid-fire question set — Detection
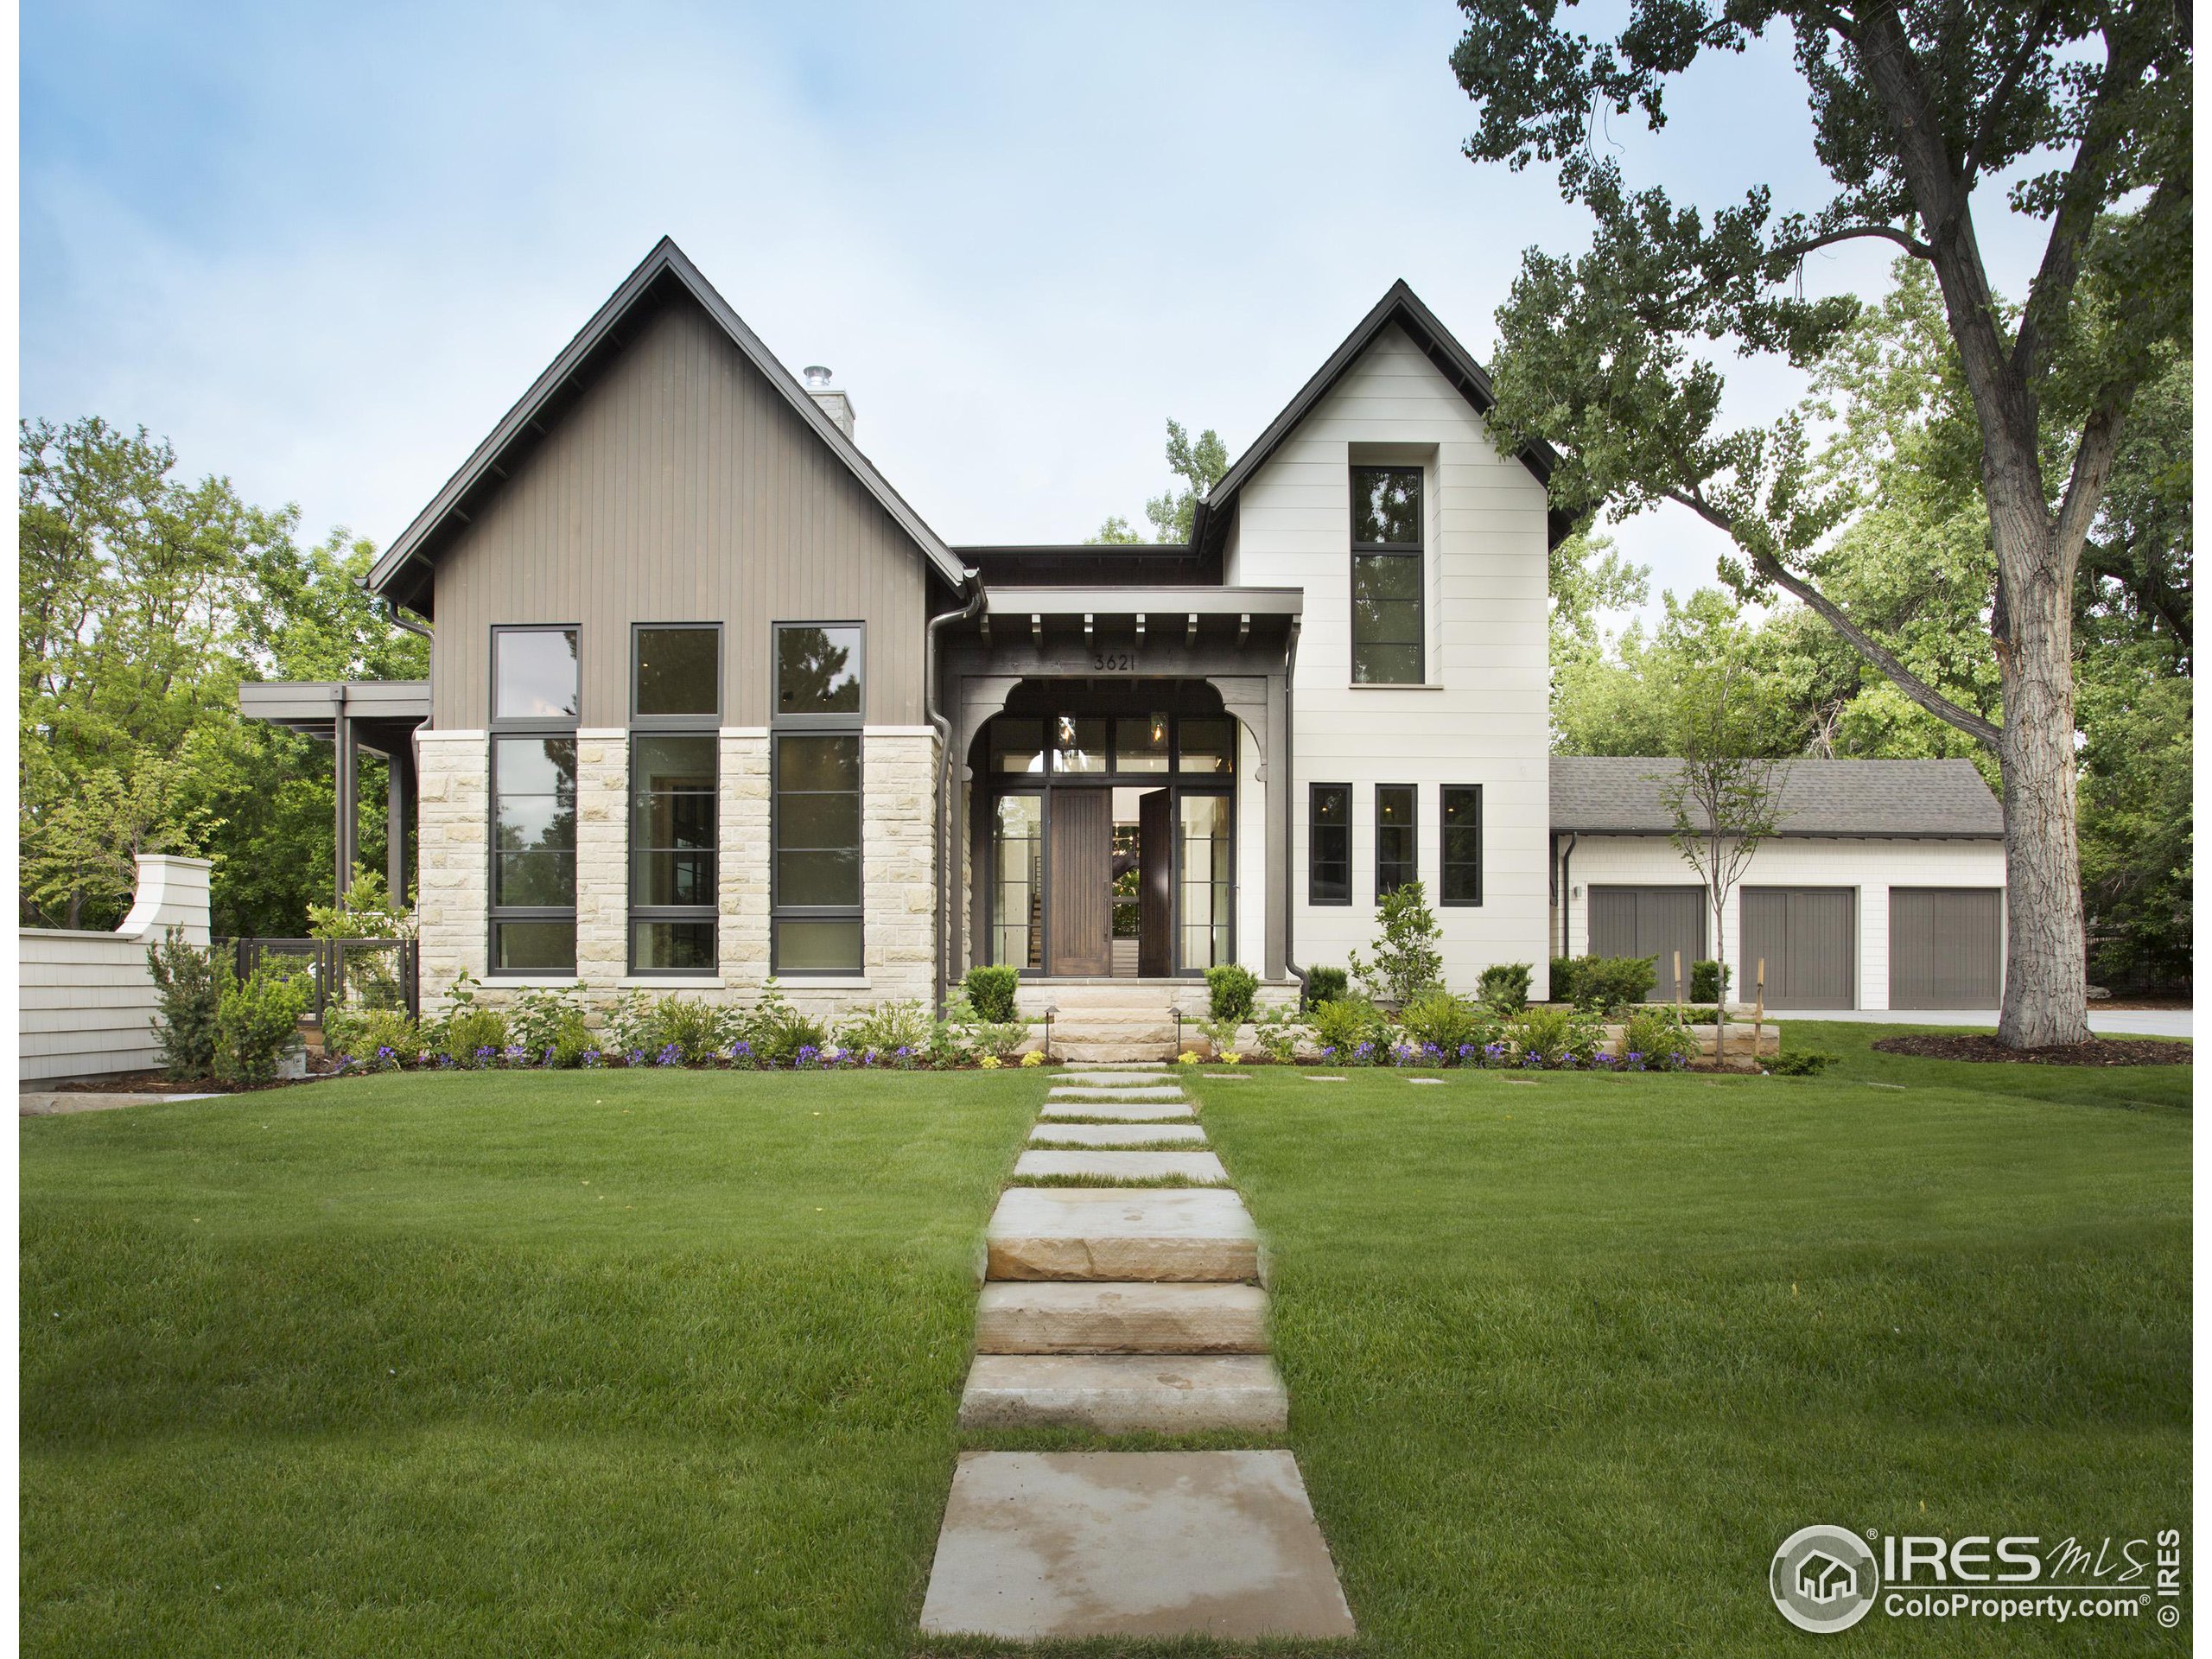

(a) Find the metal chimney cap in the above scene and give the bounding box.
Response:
[802,365,834,388]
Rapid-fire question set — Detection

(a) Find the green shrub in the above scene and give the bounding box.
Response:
[1562,955,1657,1015]
[1476,962,1531,1015]
[1251,1010,1300,1063]
[147,929,225,1080]
[746,980,827,1066]
[1301,967,1348,1009]
[1350,882,1443,1007]
[1205,963,1260,1023]
[1691,959,1732,1004]
[1501,1005,1603,1067]
[648,995,729,1063]
[444,1007,510,1066]
[1400,988,1486,1055]
[214,959,313,1084]
[939,995,1027,1062]
[1310,995,1383,1057]
[837,999,933,1058]
[508,985,588,1055]
[325,1007,422,1067]
[963,964,1020,1023]
[1770,1049,1838,1077]
[1548,957,1580,1005]
[1621,1007,1697,1071]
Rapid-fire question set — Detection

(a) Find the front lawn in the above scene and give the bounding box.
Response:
[20,1069,1045,1658]
[1192,1020,2190,1656]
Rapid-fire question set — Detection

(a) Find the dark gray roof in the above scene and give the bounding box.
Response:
[1550,757,2004,838]
[1190,279,1571,563]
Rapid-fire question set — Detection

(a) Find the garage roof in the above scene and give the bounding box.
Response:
[1551,757,2004,839]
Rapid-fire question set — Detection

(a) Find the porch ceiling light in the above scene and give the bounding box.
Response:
[1186,613,1198,645]
[1031,613,1044,648]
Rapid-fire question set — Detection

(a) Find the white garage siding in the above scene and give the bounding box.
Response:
[1555,836,2007,1010]
[1225,322,1554,996]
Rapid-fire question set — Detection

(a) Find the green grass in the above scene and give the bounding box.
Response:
[21,1069,1045,1658]
[1187,1020,2190,1656]
[23,1026,2191,1656]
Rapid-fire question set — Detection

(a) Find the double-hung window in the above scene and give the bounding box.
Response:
[489,626,580,972]
[1441,785,1483,906]
[1309,783,1351,905]
[1376,783,1417,899]
[771,622,864,975]
[1351,466,1423,683]
[629,625,721,973]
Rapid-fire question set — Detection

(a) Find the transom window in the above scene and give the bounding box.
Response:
[988,711,1236,778]
[772,623,864,975]
[1351,466,1423,684]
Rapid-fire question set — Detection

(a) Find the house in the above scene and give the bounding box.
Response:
[1552,757,2007,1009]
[1796,1549,1860,1604]
[243,237,2005,1021]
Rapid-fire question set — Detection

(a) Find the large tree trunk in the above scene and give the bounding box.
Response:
[1991,514,2093,1048]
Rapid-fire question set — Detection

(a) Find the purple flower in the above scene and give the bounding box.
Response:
[1319,1046,1338,1061]
[627,1048,646,1067]
[795,1044,820,1069]
[582,1048,602,1067]
[656,1042,682,1066]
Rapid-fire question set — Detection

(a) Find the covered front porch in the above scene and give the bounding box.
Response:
[938,587,1301,988]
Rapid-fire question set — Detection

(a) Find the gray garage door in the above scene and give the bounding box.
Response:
[1890,888,2004,1009]
[1740,887,1856,1010]
[1587,886,1707,999]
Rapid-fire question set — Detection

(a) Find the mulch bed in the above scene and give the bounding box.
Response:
[1872,1033,2192,1067]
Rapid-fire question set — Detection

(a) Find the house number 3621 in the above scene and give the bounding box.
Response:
[1091,651,1137,672]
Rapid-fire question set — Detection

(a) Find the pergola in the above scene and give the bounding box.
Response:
[238,680,429,903]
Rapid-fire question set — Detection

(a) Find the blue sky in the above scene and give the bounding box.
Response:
[22,3,2056,626]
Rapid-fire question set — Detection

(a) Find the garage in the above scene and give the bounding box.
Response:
[1890,887,2004,1009]
[1740,887,1856,1009]
[1587,885,1707,1000]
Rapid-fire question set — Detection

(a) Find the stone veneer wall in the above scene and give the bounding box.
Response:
[416,726,939,1020]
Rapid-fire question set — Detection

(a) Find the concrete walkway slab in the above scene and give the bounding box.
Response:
[918,1450,1354,1640]
[1039,1098,1197,1122]
[957,1353,1289,1433]
[1789,1007,2192,1039]
[976,1281,1269,1355]
[1055,1071,1185,1088]
[987,1187,1257,1281]
[1012,1149,1228,1184]
[20,1090,226,1116]
[1029,1122,1207,1147]
[1047,1084,1189,1101]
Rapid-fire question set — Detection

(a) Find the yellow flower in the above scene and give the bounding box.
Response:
[1020,1050,1044,1068]
[1221,1052,1242,1065]
[1178,1051,1199,1065]
[980,1054,1001,1070]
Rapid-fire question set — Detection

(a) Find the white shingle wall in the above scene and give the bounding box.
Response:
[1560,836,2008,1009]
[1225,322,1553,995]
[21,855,213,1081]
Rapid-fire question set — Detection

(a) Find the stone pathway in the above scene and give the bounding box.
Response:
[919,1063,1355,1643]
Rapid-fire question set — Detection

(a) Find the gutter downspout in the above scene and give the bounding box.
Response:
[925,573,986,1014]
[1557,832,1578,962]
[1281,617,1306,1004]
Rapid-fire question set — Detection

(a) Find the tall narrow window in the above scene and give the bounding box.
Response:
[489,626,580,972]
[629,625,721,974]
[1376,783,1417,899]
[772,623,863,974]
[1309,784,1351,906]
[1351,466,1423,684]
[1441,785,1483,906]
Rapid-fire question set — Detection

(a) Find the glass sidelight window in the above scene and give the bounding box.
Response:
[1376,783,1417,898]
[772,623,864,975]
[1309,783,1351,906]
[991,794,1045,969]
[630,734,718,970]
[1179,794,1233,969]
[1351,466,1423,683]
[1441,785,1483,906]
[489,626,579,973]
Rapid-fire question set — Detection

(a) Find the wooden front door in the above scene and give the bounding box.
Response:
[1047,790,1112,976]
[1136,788,1172,977]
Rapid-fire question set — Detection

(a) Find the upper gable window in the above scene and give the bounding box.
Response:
[634,626,721,720]
[1351,466,1423,685]
[494,627,580,721]
[775,624,863,720]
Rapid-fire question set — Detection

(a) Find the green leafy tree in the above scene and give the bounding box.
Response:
[1091,418,1230,544]
[1454,2,2190,1047]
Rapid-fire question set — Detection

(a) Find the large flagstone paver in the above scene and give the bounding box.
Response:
[1046,1084,1189,1101]
[957,1354,1288,1432]
[1054,1071,1182,1088]
[1038,1097,1197,1122]
[918,1450,1355,1641]
[975,1281,1268,1354]
[1011,1149,1228,1184]
[986,1187,1258,1282]
[1028,1122,1207,1147]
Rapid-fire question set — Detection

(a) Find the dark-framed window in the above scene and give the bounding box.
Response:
[488,626,580,973]
[1351,465,1423,684]
[1441,785,1483,906]
[1309,783,1351,906]
[772,622,863,975]
[629,625,721,974]
[1376,783,1417,899]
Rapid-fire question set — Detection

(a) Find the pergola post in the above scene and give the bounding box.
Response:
[334,709,359,900]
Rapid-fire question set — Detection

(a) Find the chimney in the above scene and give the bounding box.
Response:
[802,365,855,442]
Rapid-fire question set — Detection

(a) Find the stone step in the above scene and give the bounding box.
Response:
[1029,1122,1207,1147]
[975,1281,1269,1354]
[1053,1040,1182,1065]
[1055,1071,1184,1088]
[1038,1097,1197,1122]
[1052,1060,1168,1071]
[1019,984,1195,1012]
[957,1353,1288,1433]
[986,1187,1257,1282]
[1051,1025,1181,1046]
[1046,1084,1189,1102]
[1012,1149,1228,1185]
